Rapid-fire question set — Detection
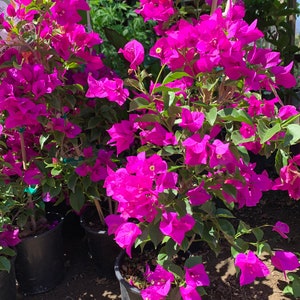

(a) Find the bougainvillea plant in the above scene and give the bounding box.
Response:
[86,0,300,298]
[0,0,126,237]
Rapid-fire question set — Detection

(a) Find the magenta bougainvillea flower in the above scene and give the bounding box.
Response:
[272,221,290,239]
[159,212,195,245]
[273,154,300,200]
[86,74,129,106]
[104,214,126,236]
[182,134,210,166]
[0,226,21,247]
[141,264,175,299]
[118,40,144,70]
[187,182,211,206]
[140,123,178,146]
[185,264,210,287]
[135,0,175,22]
[179,108,205,132]
[114,222,142,258]
[180,285,202,300]
[271,251,300,277]
[107,119,137,155]
[235,251,270,285]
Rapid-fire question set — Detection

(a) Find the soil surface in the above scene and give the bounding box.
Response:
[16,190,300,300]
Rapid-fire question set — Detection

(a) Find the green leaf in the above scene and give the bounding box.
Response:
[231,238,249,257]
[216,208,235,218]
[219,219,235,238]
[69,185,85,212]
[223,184,236,200]
[67,173,79,193]
[218,108,253,124]
[257,242,271,256]
[0,247,15,257]
[163,91,176,110]
[237,221,251,235]
[231,131,255,145]
[163,261,185,279]
[205,107,217,126]
[185,256,202,268]
[257,120,281,143]
[0,256,11,272]
[252,227,264,242]
[50,167,62,177]
[283,284,293,296]
[157,252,169,265]
[283,124,300,146]
[148,223,164,248]
[39,134,50,149]
[292,276,300,297]
[275,149,289,174]
[162,72,191,85]
[135,114,160,123]
[129,97,150,111]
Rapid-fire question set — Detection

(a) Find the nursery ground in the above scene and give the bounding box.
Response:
[17,190,300,300]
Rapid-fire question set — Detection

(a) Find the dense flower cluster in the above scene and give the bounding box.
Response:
[98,0,300,299]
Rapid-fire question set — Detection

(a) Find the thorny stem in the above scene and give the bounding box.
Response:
[19,131,37,233]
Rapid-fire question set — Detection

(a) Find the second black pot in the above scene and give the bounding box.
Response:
[15,212,65,295]
[80,206,119,278]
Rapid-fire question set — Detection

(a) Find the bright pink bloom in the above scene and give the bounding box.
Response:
[51,118,81,138]
[136,0,175,22]
[209,139,237,172]
[159,212,195,245]
[107,119,137,155]
[140,286,166,300]
[142,264,174,298]
[272,221,290,239]
[140,123,178,146]
[75,163,91,177]
[271,62,297,88]
[118,40,144,70]
[0,226,21,247]
[278,105,299,120]
[185,264,210,287]
[182,134,210,166]
[180,285,202,300]
[114,222,142,258]
[273,154,300,200]
[179,108,205,132]
[104,214,125,235]
[235,251,270,285]
[187,182,211,205]
[86,74,129,106]
[205,0,223,5]
[23,168,43,185]
[271,251,300,277]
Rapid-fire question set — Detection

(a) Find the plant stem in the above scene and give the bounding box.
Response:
[19,131,37,232]
[93,198,105,227]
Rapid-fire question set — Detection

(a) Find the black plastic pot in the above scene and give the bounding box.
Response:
[15,212,65,295]
[80,206,119,277]
[0,257,17,300]
[114,251,142,300]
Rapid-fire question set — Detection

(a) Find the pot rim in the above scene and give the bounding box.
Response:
[114,251,141,295]
[20,212,64,241]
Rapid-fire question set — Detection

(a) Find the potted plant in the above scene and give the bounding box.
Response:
[87,0,300,299]
[0,0,133,287]
[0,0,117,294]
